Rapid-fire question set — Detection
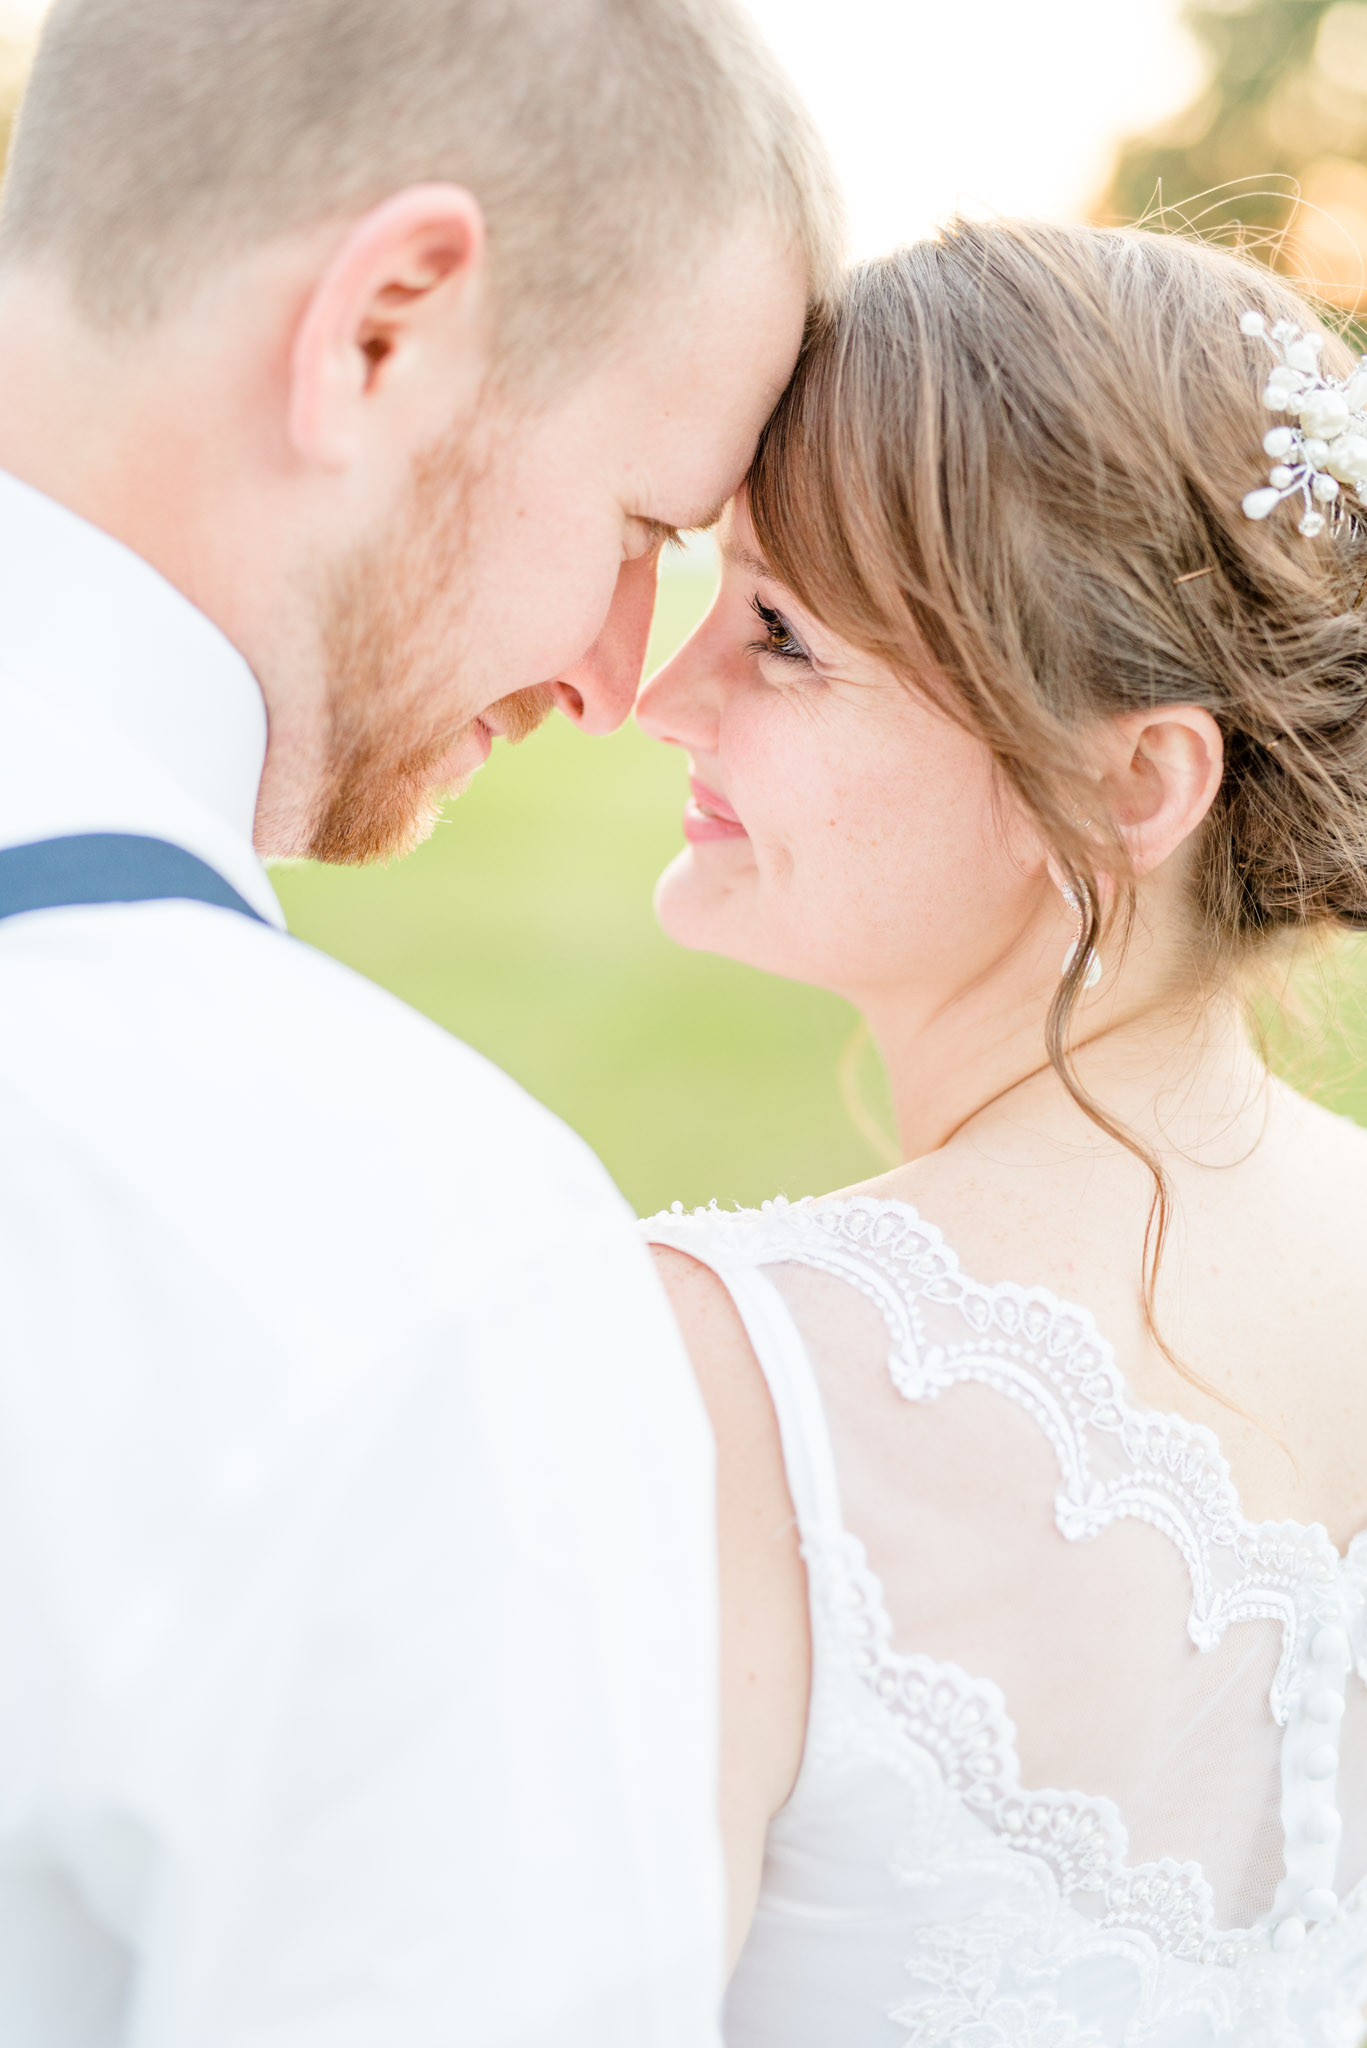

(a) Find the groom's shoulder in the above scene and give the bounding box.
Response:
[0,894,625,1246]
[269,917,613,1218]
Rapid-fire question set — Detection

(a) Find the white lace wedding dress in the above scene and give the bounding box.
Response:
[647,1195,1367,2048]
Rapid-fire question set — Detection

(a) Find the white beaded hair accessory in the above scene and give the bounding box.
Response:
[1239,310,1367,538]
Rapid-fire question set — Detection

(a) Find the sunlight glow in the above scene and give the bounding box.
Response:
[740,0,1208,256]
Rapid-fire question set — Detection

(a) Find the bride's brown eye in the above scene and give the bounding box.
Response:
[746,593,809,666]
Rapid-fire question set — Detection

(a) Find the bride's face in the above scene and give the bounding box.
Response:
[635,501,1045,1002]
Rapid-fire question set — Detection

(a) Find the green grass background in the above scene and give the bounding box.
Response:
[271,562,1367,1216]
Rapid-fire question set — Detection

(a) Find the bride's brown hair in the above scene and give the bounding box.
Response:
[747,217,1367,1360]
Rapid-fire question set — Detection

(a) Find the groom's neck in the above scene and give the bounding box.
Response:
[0,269,233,600]
[0,263,335,749]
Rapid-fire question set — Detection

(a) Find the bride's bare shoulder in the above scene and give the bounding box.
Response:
[648,1241,798,1513]
[650,1243,759,1392]
[648,1238,811,1937]
[1282,1075,1367,1165]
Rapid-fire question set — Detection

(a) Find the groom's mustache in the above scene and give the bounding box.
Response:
[485,683,556,746]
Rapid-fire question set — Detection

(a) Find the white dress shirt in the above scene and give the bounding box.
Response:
[0,471,723,2047]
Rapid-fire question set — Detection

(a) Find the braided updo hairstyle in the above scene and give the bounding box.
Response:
[746,219,1367,1364]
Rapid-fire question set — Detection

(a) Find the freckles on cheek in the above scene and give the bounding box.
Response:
[758,807,850,894]
[729,709,884,889]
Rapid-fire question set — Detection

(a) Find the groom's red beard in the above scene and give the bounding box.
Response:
[309,427,553,866]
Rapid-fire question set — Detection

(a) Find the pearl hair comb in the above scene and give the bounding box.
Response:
[1239,310,1367,538]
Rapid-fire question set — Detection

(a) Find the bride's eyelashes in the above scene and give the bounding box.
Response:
[745,593,812,669]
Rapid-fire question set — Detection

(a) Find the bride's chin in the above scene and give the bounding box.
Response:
[653,849,749,955]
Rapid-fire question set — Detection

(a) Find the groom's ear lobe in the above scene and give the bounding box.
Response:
[286,183,488,471]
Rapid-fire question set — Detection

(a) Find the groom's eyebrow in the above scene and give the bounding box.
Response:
[635,501,728,556]
[689,498,728,532]
[643,499,729,548]
[721,541,775,581]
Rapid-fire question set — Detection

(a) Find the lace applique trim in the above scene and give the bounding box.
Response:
[891,1984,1114,2048]
[804,1510,1367,2029]
[653,1195,1367,1718]
[805,1519,1232,1956]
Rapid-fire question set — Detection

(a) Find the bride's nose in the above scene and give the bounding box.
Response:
[635,615,723,751]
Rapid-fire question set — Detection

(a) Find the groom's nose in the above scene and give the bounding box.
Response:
[549,551,661,734]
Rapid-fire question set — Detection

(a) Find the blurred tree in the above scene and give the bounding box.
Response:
[1100,0,1367,309]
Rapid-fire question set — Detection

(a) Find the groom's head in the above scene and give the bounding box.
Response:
[0,0,840,861]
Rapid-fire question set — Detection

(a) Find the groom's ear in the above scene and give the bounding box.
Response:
[286,183,487,470]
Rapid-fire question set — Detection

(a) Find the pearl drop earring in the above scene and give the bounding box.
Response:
[1060,884,1103,989]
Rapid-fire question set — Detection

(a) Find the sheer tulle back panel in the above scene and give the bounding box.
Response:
[768,1258,1366,1931]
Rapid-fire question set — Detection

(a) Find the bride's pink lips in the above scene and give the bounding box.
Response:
[684,776,748,844]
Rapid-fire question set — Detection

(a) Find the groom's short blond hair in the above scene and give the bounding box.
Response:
[0,0,843,377]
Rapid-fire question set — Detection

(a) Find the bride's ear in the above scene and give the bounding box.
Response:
[1093,705,1225,876]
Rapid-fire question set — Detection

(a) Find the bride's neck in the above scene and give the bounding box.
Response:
[863,946,1263,1170]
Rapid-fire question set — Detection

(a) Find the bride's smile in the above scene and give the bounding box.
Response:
[682,774,749,843]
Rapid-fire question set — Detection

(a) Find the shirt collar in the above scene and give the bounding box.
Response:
[0,468,285,926]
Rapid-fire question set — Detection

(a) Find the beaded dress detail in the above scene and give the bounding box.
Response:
[647,1196,1367,2048]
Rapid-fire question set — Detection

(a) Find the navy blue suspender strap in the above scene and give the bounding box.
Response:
[0,833,271,927]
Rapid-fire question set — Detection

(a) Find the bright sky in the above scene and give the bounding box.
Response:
[0,0,1209,251]
[740,0,1208,253]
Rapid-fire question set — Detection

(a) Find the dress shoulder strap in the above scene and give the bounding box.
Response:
[647,1209,845,1537]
